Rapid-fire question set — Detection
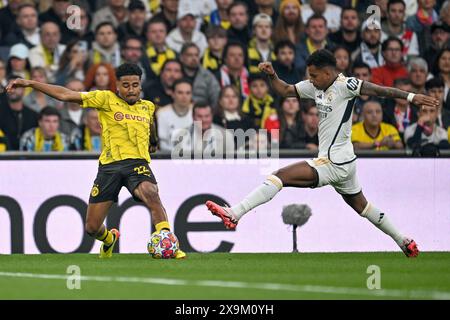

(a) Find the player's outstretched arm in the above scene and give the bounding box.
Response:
[360,81,439,109]
[258,62,297,97]
[5,79,83,104]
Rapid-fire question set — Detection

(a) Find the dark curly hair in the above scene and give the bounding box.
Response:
[115,63,143,79]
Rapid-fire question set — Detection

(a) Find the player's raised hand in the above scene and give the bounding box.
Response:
[412,94,440,109]
[5,78,30,94]
[258,62,275,76]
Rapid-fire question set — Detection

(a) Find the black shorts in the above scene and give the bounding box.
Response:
[89,159,157,203]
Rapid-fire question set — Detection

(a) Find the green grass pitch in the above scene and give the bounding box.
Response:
[0,252,449,300]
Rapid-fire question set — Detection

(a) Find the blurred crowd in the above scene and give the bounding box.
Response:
[0,0,449,156]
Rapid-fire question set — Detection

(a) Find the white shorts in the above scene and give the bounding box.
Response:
[306,157,361,195]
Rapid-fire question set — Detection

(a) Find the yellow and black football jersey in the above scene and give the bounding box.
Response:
[80,90,156,164]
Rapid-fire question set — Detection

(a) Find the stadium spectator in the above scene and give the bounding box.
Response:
[351,63,373,123]
[0,75,38,150]
[242,73,276,129]
[333,46,351,76]
[432,48,450,104]
[371,37,408,87]
[301,0,342,33]
[156,78,194,151]
[247,13,276,75]
[117,0,147,43]
[39,0,78,44]
[426,77,450,129]
[143,59,183,107]
[120,36,152,83]
[20,107,69,152]
[202,0,232,31]
[7,43,31,80]
[424,21,450,71]
[381,0,419,57]
[216,41,250,100]
[70,108,102,151]
[91,0,128,32]
[173,103,234,156]
[404,99,450,154]
[89,22,121,68]
[295,14,333,73]
[59,79,87,136]
[84,62,117,91]
[67,5,95,46]
[152,0,179,33]
[352,20,384,69]
[301,101,319,151]
[29,21,67,83]
[56,40,90,85]
[329,7,361,57]
[408,57,429,95]
[166,2,208,55]
[179,43,221,108]
[383,78,418,140]
[406,0,438,34]
[352,100,404,151]
[253,0,279,26]
[24,67,60,114]
[226,2,251,48]
[264,96,307,149]
[202,25,227,73]
[213,85,253,132]
[4,3,40,48]
[0,59,6,88]
[272,0,304,45]
[0,128,7,151]
[439,0,450,26]
[144,16,177,82]
[272,40,301,84]
[0,0,22,46]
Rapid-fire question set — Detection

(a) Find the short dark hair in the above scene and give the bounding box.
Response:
[340,6,358,19]
[128,0,146,11]
[173,78,193,90]
[393,78,411,87]
[382,36,404,52]
[121,35,143,48]
[39,106,61,120]
[161,59,182,73]
[425,76,445,91]
[306,14,327,28]
[227,1,248,16]
[115,63,142,79]
[306,49,336,68]
[18,3,37,14]
[387,0,406,10]
[248,73,268,86]
[180,42,200,56]
[193,102,212,115]
[222,41,246,61]
[351,61,372,74]
[274,40,296,55]
[95,21,116,34]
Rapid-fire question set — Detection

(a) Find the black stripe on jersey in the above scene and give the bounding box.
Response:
[327,97,357,166]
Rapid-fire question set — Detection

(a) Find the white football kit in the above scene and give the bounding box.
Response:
[295,73,363,195]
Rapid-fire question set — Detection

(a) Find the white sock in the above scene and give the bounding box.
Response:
[231,175,283,220]
[361,203,404,246]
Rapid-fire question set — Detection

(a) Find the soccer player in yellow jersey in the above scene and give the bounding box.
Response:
[6,63,186,259]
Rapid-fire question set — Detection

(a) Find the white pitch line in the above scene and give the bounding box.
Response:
[0,271,449,300]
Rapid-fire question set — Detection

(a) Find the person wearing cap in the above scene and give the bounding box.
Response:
[92,0,128,33]
[226,1,251,49]
[166,2,208,55]
[7,43,31,81]
[202,25,228,73]
[352,19,384,69]
[424,21,450,71]
[4,3,40,48]
[273,0,304,45]
[301,0,342,33]
[144,16,177,82]
[329,7,361,57]
[247,13,276,75]
[202,0,232,32]
[117,0,147,43]
[381,0,419,58]
[152,0,179,33]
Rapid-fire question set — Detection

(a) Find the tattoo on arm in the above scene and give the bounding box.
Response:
[360,81,408,99]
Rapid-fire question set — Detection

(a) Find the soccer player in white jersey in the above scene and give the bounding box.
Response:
[206,49,439,257]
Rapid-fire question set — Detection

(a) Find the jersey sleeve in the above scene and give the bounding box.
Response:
[80,90,111,111]
[294,80,316,99]
[342,77,363,99]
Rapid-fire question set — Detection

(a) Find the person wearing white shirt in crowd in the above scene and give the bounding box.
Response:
[301,0,341,33]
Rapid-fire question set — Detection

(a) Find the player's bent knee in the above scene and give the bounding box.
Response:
[85,222,101,236]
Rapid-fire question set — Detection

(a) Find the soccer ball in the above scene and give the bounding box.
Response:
[147,230,179,259]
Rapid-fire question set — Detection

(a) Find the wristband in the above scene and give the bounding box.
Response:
[407,93,415,103]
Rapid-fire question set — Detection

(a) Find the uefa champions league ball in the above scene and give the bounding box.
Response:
[147,230,179,259]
